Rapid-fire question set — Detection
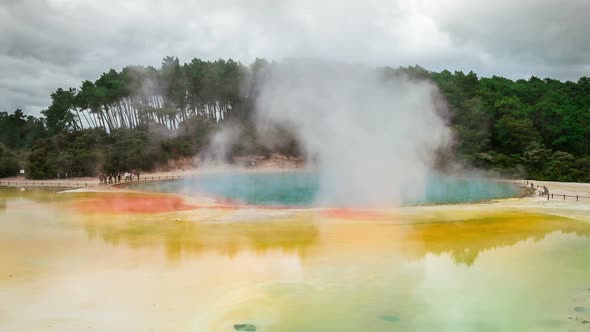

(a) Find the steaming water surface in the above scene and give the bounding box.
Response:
[1,188,589,332]
[127,172,521,206]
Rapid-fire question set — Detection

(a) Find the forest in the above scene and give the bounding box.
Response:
[0,57,589,181]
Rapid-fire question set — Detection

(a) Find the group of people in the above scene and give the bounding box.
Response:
[98,170,140,185]
[528,181,549,196]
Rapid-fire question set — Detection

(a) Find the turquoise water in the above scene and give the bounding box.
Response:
[128,172,521,207]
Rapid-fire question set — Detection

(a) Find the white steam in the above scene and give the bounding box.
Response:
[255,60,451,207]
[203,124,241,165]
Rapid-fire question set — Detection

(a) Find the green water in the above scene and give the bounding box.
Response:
[128,172,521,206]
[1,190,589,331]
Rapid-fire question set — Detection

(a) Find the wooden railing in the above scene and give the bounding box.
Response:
[516,180,590,202]
[0,181,89,188]
[543,193,590,202]
[0,175,185,188]
[102,175,185,186]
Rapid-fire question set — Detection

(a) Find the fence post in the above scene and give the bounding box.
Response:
[547,194,549,200]
[577,195,579,201]
[552,193,553,199]
[564,194,566,200]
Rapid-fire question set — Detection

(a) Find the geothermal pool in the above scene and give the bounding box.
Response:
[1,187,589,331]
[126,172,521,206]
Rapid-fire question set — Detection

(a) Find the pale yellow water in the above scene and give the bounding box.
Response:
[1,189,589,331]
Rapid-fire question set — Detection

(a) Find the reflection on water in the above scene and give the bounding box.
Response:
[82,207,590,266]
[83,215,320,260]
[0,191,589,331]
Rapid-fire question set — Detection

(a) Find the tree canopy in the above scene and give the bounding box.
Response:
[0,58,589,181]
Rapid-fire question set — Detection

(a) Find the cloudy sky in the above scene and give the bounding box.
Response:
[1,0,589,115]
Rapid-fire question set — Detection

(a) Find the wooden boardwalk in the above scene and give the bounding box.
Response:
[0,175,185,189]
[0,181,92,188]
[516,180,590,203]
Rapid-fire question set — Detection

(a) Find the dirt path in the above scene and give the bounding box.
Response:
[0,169,198,187]
[0,166,303,188]
[520,179,590,196]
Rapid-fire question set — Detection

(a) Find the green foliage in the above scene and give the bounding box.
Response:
[0,110,45,149]
[42,88,78,134]
[453,98,491,160]
[427,68,590,181]
[24,119,219,179]
[495,115,541,154]
[522,142,551,179]
[27,139,55,179]
[27,130,105,179]
[4,58,590,182]
[101,129,183,173]
[0,144,20,178]
[544,151,576,182]
[573,157,590,182]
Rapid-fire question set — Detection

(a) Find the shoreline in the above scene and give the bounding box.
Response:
[4,166,589,196]
[68,178,590,218]
[0,165,310,188]
[516,179,590,196]
[2,170,590,220]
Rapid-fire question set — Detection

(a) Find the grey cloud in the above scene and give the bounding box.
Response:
[0,0,588,115]
[423,0,590,75]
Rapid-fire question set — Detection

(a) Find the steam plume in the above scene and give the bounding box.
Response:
[254,60,451,207]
